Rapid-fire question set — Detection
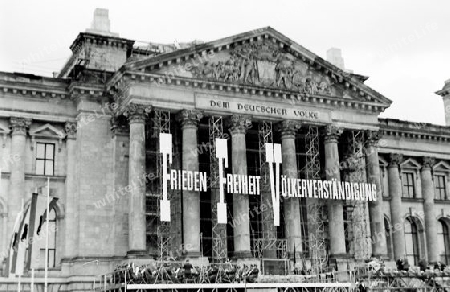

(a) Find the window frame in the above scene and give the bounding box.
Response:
[402,171,416,198]
[35,142,55,176]
[404,217,420,265]
[37,207,57,269]
[438,220,450,264]
[435,174,447,200]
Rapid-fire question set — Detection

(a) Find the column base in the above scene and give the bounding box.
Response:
[372,253,389,260]
[183,250,203,258]
[126,250,148,258]
[329,253,353,260]
[232,250,253,259]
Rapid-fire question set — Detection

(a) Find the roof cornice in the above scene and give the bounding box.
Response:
[108,71,389,114]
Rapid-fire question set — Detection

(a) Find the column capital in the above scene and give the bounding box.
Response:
[388,153,404,168]
[421,156,436,170]
[366,130,382,146]
[278,120,300,139]
[322,125,343,143]
[122,103,151,123]
[228,115,252,135]
[65,122,77,139]
[176,109,203,128]
[10,117,31,135]
[110,115,129,135]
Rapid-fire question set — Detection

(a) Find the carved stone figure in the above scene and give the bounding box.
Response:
[188,40,333,96]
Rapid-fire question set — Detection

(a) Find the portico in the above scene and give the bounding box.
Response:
[107,28,392,267]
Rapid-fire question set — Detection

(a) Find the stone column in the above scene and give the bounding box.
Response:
[422,156,438,263]
[177,110,203,257]
[64,122,77,259]
[8,117,30,236]
[280,120,302,259]
[388,153,405,260]
[323,125,346,258]
[124,103,151,255]
[229,115,252,258]
[366,131,387,258]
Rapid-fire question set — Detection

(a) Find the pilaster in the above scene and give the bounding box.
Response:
[388,153,405,260]
[228,115,252,259]
[322,125,346,259]
[366,130,387,258]
[125,103,151,256]
[421,156,438,263]
[8,117,30,238]
[176,110,203,258]
[64,122,77,259]
[280,120,302,260]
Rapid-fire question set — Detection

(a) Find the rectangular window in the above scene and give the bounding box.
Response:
[402,172,415,198]
[36,143,55,176]
[435,175,447,200]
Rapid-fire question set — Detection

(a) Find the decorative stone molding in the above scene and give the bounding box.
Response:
[322,125,342,143]
[421,156,436,170]
[10,117,31,135]
[29,123,65,152]
[0,122,10,148]
[366,130,382,146]
[65,122,77,139]
[433,161,450,171]
[176,110,203,128]
[279,120,300,138]
[122,103,152,123]
[388,153,404,168]
[228,115,252,135]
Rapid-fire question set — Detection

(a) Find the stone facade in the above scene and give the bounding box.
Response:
[0,23,450,290]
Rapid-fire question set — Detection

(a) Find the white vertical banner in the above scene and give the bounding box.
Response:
[215,138,228,224]
[266,143,282,226]
[159,133,172,222]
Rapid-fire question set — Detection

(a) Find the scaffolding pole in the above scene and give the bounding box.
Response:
[209,116,227,262]
[344,130,371,261]
[303,125,328,274]
[153,109,172,261]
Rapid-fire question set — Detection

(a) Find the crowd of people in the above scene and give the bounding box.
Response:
[110,260,259,284]
[364,258,450,278]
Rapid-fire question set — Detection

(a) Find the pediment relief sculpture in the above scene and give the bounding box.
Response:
[184,41,334,96]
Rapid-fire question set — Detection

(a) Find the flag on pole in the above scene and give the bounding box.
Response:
[7,203,30,276]
[26,192,58,270]
[5,208,23,277]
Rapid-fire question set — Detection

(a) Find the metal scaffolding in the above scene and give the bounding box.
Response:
[303,125,328,274]
[344,130,371,261]
[258,121,273,192]
[209,116,227,262]
[254,121,288,259]
[153,109,172,261]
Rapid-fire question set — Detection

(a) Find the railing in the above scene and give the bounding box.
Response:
[252,238,288,259]
[100,262,259,288]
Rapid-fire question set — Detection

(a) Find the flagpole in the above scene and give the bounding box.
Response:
[31,268,34,292]
[44,177,50,292]
[32,189,36,292]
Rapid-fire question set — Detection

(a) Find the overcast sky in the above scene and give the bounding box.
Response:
[1,1,448,125]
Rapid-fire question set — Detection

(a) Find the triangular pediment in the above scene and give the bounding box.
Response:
[29,123,65,139]
[400,158,421,169]
[123,27,391,109]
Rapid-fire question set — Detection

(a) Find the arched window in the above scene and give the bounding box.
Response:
[39,207,57,268]
[404,218,419,265]
[437,220,450,264]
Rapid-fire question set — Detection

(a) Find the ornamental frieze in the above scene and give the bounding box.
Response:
[187,41,334,96]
